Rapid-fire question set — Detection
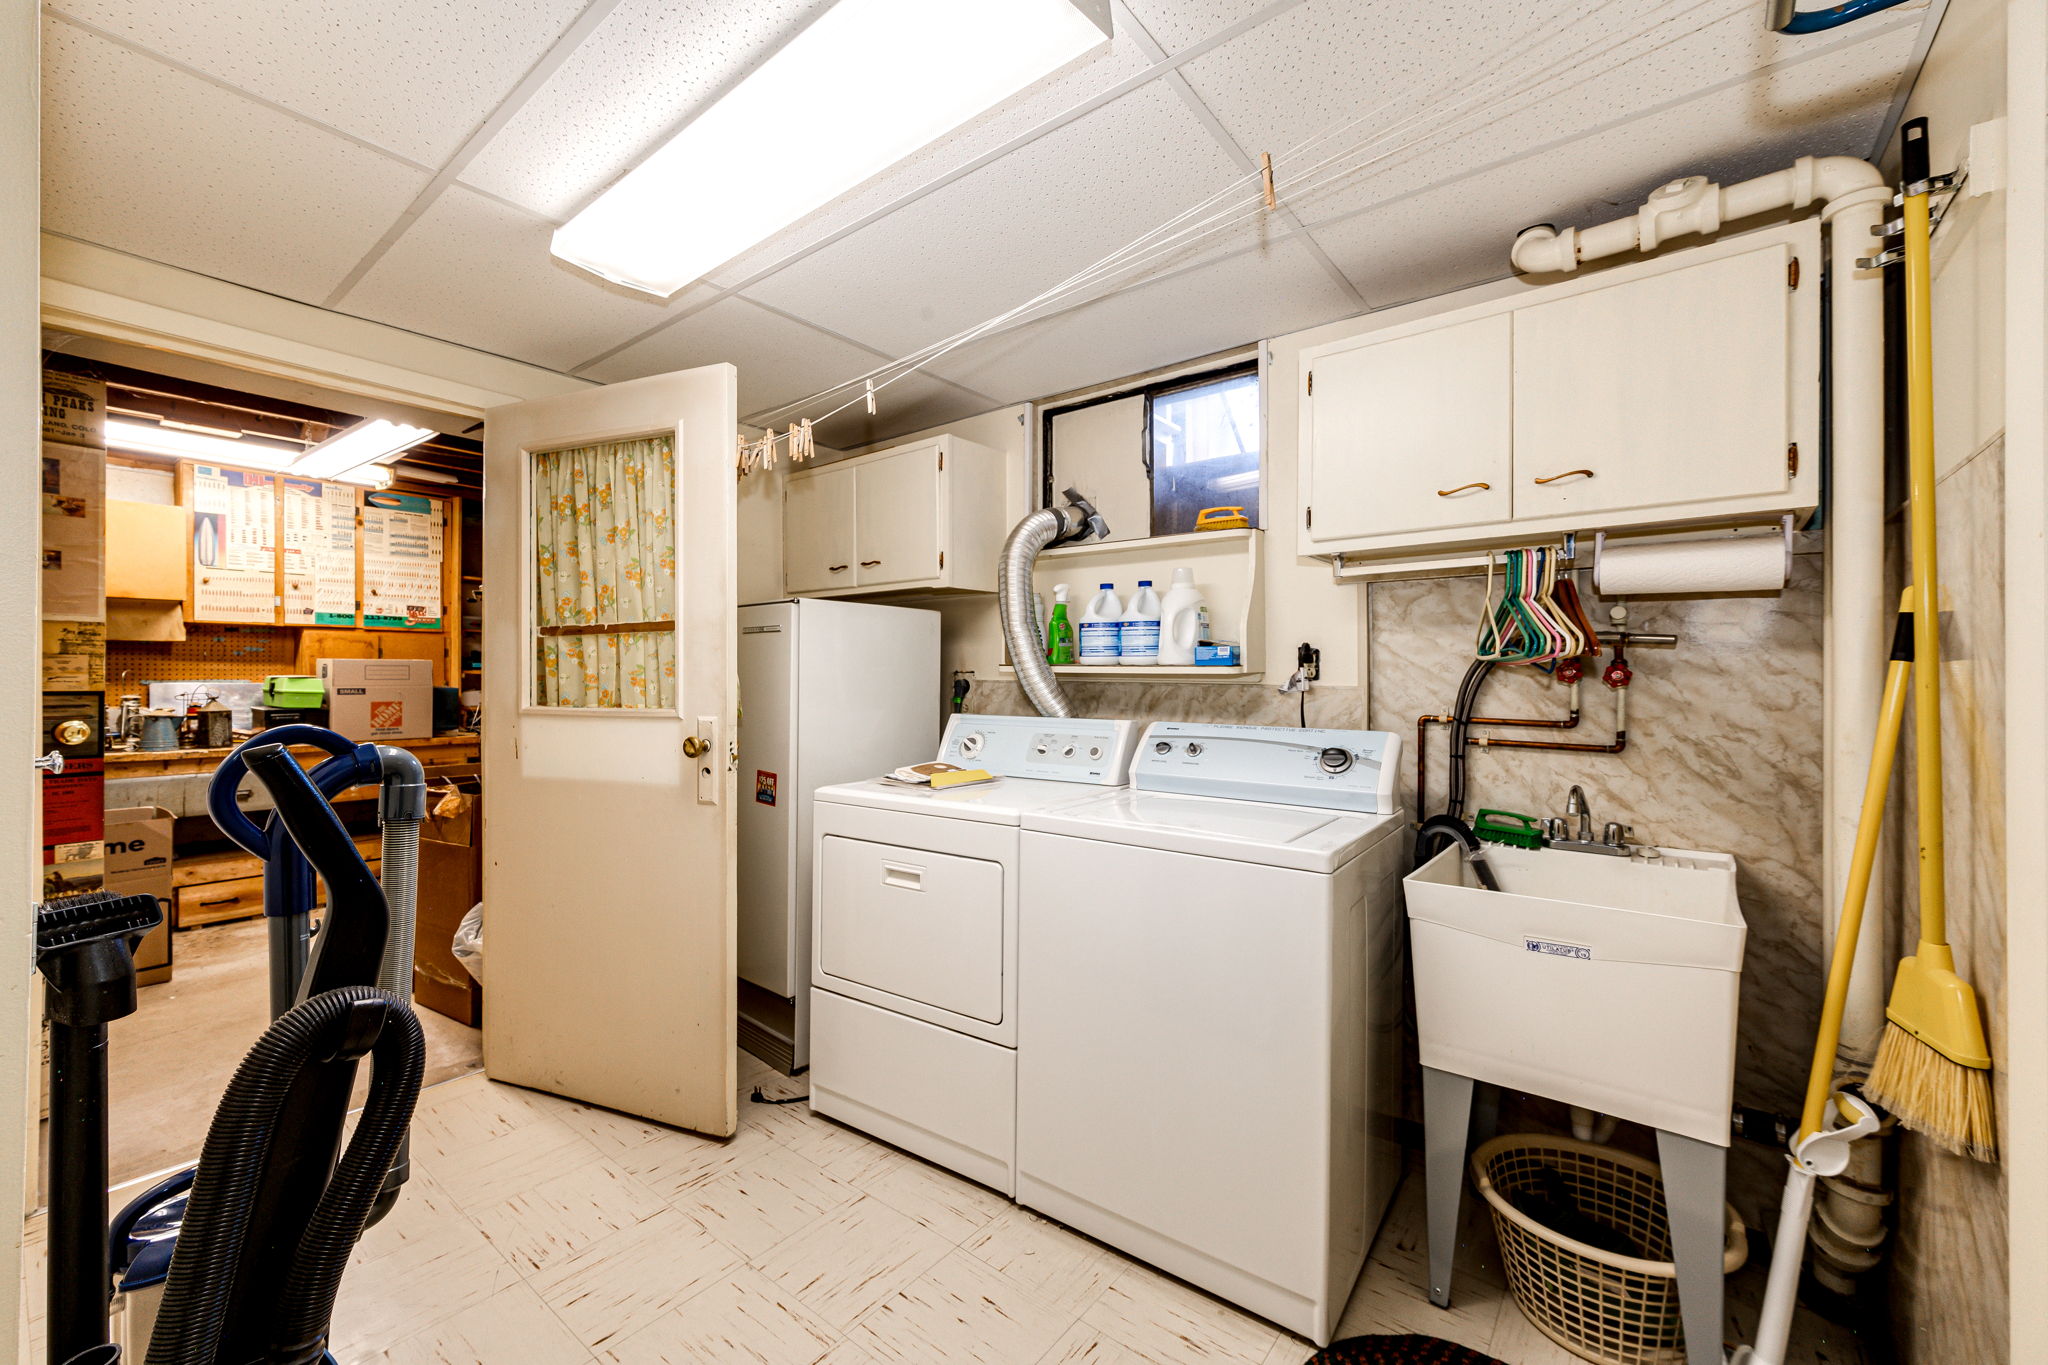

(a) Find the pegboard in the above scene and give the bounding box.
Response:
[105,624,300,705]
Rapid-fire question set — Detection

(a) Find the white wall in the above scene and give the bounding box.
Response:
[4,3,37,1348]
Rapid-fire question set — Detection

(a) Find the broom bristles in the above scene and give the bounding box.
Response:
[1865,1023,1997,1163]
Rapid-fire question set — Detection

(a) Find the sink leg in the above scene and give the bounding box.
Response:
[1656,1128,1730,1365]
[1422,1066,1475,1309]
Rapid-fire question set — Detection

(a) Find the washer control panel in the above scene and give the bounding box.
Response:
[1133,723,1401,813]
[939,714,1141,785]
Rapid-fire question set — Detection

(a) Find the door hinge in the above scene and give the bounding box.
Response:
[1788,258,1801,290]
[937,450,944,471]
[1305,506,1313,529]
[1787,443,1800,477]
[1306,370,1314,397]
[939,551,945,570]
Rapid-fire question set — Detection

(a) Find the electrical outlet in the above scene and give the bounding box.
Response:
[1297,642,1320,682]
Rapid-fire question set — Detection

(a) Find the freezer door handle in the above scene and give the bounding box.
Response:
[881,861,924,892]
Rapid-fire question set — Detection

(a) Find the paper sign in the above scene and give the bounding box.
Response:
[282,477,361,626]
[361,491,444,630]
[191,465,278,623]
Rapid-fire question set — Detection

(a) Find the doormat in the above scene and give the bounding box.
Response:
[1306,1336,1506,1365]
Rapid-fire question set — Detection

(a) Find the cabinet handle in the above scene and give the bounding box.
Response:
[861,560,882,568]
[1437,481,1491,497]
[1532,468,1595,485]
[828,564,848,573]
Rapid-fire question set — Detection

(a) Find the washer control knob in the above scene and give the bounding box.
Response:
[1088,746,1102,759]
[1062,745,1076,758]
[960,733,984,758]
[1034,743,1048,756]
[1153,741,1172,755]
[1185,742,1203,757]
[1318,746,1354,774]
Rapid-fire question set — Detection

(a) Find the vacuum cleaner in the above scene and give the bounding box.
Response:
[39,726,428,1363]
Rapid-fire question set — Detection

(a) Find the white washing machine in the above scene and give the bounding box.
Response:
[1016,722,1407,1345]
[809,714,1140,1193]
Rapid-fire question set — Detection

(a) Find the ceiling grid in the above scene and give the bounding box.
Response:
[39,0,1941,446]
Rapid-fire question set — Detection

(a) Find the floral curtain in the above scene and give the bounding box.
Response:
[533,435,678,708]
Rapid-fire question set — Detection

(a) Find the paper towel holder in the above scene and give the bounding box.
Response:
[1593,514,1793,591]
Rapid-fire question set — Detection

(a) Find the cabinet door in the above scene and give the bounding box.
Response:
[1513,241,1797,520]
[783,464,856,594]
[854,445,941,589]
[1304,314,1513,545]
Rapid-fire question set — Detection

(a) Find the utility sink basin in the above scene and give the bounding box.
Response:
[1404,842,1747,1146]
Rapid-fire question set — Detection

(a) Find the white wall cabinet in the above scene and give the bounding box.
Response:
[783,433,1005,597]
[1299,221,1819,562]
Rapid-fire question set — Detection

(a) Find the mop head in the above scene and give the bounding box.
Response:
[1864,947,1996,1162]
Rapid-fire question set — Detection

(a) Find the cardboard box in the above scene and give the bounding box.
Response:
[415,779,482,1027]
[104,805,173,986]
[318,657,433,740]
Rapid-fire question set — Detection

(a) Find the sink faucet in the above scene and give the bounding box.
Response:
[1566,785,1592,843]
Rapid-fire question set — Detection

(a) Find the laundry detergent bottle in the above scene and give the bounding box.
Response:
[1120,580,1161,666]
[1158,568,1204,665]
[1046,584,1076,665]
[1078,583,1124,666]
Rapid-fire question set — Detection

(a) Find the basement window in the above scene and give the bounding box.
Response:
[1042,361,1260,540]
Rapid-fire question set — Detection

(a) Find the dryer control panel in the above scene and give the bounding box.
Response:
[939,714,1140,785]
[1132,723,1401,813]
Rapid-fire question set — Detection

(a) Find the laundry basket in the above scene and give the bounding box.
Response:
[1471,1134,1746,1365]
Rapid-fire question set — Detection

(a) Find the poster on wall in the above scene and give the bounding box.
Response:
[361,491,444,630]
[282,477,361,626]
[42,372,107,623]
[190,464,278,624]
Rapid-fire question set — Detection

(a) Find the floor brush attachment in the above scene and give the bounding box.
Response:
[1865,944,1996,1162]
[37,889,162,953]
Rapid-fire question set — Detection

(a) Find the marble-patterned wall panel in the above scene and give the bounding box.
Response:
[964,678,1365,730]
[1368,558,1826,1225]
[1886,438,2008,1363]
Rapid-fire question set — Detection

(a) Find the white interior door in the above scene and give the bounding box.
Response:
[483,365,739,1135]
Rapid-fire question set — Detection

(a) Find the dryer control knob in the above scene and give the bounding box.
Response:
[1318,746,1354,774]
[1153,741,1172,755]
[1185,742,1204,757]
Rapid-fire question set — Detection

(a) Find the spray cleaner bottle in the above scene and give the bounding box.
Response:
[1045,584,1076,665]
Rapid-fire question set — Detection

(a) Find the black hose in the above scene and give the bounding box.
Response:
[145,987,419,1365]
[1445,658,1495,819]
[1413,813,1501,890]
[243,744,388,996]
[271,999,424,1362]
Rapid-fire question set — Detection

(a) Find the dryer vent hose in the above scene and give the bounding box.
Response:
[998,489,1108,719]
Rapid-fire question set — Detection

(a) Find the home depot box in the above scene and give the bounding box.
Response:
[318,658,433,740]
[104,805,173,986]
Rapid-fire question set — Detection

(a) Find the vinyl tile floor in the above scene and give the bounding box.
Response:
[84,915,484,1187]
[17,1054,1875,1364]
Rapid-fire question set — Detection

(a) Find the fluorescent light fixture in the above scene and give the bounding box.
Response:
[104,417,301,468]
[392,464,459,485]
[551,0,1112,297]
[289,418,435,479]
[333,464,394,490]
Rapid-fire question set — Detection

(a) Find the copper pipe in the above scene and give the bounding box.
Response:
[1475,733,1628,754]
[1415,688,1584,818]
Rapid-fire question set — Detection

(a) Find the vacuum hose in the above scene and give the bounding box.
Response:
[145,985,424,1365]
[998,488,1109,719]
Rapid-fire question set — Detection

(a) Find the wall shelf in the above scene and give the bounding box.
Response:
[1002,527,1263,682]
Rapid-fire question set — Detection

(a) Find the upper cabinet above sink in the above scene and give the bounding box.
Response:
[782,433,1005,598]
[1297,221,1820,565]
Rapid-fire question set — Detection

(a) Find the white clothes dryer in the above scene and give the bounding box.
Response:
[1015,722,1406,1345]
[809,715,1139,1193]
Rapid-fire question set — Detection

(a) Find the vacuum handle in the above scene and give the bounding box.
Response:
[208,726,367,858]
[242,744,389,994]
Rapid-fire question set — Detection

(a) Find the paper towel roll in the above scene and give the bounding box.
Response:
[1593,534,1788,595]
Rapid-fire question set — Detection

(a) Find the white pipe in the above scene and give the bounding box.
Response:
[1732,1165,1817,1365]
[1509,155,1891,1065]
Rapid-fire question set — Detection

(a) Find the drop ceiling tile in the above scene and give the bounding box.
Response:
[45,0,588,166]
[458,0,832,221]
[741,81,1247,358]
[701,29,1157,289]
[926,231,1351,403]
[581,294,933,422]
[1118,0,1293,55]
[807,372,984,450]
[1184,0,1923,230]
[1308,35,1918,309]
[41,22,432,304]
[337,186,708,372]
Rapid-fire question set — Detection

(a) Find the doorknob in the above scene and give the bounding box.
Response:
[682,736,708,758]
[33,750,64,776]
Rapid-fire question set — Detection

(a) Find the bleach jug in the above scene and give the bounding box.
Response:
[1158,568,1204,666]
[1078,584,1123,666]
[1119,580,1161,666]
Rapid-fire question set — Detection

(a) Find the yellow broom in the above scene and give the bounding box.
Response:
[1861,116,1996,1162]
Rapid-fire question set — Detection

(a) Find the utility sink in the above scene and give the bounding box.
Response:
[1404,842,1747,1146]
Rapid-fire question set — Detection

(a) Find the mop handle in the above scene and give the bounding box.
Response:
[1902,116,1948,949]
[1800,595,1913,1140]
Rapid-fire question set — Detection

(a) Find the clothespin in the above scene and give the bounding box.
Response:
[1260,153,1277,212]
[865,379,876,416]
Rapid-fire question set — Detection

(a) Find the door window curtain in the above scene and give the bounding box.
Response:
[532,435,678,709]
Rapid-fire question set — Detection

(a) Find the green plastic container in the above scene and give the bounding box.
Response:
[263,675,326,708]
